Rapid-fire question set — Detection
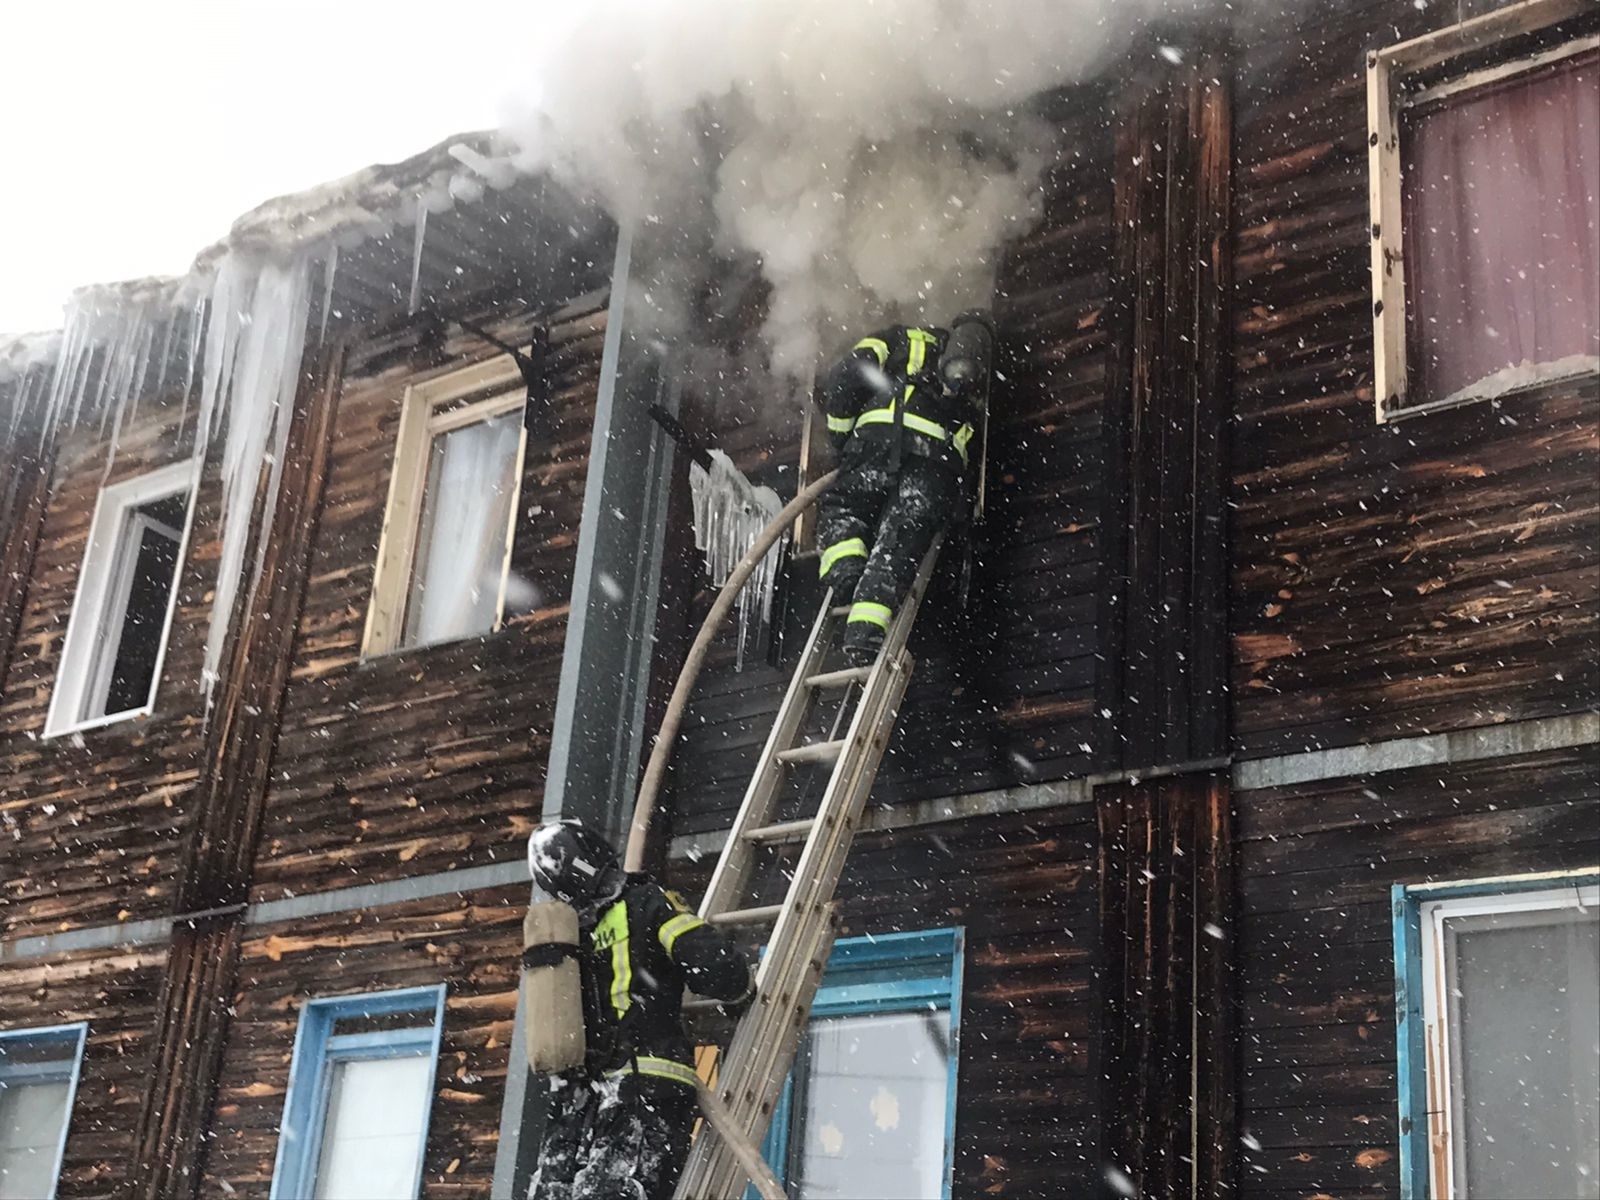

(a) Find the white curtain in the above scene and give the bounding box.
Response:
[404,411,521,648]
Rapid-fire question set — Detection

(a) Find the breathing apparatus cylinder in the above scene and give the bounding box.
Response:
[941,309,996,404]
[521,899,587,1073]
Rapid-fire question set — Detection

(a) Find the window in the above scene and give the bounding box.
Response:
[46,461,193,736]
[271,985,446,1200]
[1393,871,1599,1199]
[0,1023,88,1200]
[762,929,963,1200]
[363,357,528,656]
[1367,0,1599,420]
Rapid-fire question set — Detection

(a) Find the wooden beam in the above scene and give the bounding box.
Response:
[132,340,347,1200]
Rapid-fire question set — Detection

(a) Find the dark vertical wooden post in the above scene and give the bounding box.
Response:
[131,343,346,1200]
[1094,43,1234,774]
[0,439,55,698]
[1093,35,1237,1200]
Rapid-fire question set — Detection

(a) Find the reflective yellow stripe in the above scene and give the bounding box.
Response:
[855,405,950,442]
[593,900,631,1017]
[819,537,868,578]
[608,1056,701,1089]
[952,422,975,464]
[826,414,856,433]
[905,328,938,376]
[658,913,706,955]
[853,337,889,365]
[848,601,892,629]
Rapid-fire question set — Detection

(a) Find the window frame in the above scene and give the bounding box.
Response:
[1366,0,1598,422]
[270,984,447,1200]
[1391,868,1600,1199]
[761,927,964,1200]
[362,356,529,658]
[45,460,196,738]
[0,1022,89,1200]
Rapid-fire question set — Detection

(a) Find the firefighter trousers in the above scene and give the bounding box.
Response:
[816,450,961,651]
[530,1069,697,1200]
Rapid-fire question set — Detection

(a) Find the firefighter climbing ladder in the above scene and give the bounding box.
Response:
[675,543,943,1200]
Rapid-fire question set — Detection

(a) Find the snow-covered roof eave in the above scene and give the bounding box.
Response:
[1,127,534,368]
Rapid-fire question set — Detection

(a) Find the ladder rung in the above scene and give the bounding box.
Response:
[742,817,816,844]
[775,739,846,767]
[804,666,871,690]
[708,905,783,927]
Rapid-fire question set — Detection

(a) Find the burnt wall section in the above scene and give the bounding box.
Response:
[1234,745,1599,1200]
[0,942,167,1200]
[249,295,607,902]
[666,92,1115,836]
[198,884,526,1199]
[669,805,1104,1198]
[1094,46,1234,772]
[1229,1,1600,759]
[0,405,211,938]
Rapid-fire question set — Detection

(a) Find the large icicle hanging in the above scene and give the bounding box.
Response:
[688,450,785,668]
[191,253,313,701]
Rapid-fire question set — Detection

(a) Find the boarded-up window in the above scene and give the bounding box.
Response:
[1404,50,1600,406]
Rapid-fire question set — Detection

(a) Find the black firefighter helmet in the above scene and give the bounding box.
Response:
[527,820,626,910]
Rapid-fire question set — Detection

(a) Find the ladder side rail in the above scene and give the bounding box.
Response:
[698,592,839,920]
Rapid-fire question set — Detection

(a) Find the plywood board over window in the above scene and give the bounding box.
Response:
[362,356,529,658]
[1367,0,1600,422]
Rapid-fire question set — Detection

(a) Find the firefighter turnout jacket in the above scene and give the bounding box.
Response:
[822,324,978,472]
[575,874,750,1087]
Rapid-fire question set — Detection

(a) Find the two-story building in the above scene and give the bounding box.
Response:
[2,1,1595,1197]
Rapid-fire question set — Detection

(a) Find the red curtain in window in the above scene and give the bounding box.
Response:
[1404,51,1599,405]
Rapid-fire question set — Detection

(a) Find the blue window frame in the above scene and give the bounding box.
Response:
[270,985,447,1200]
[0,1022,88,1200]
[1392,869,1599,1200]
[760,928,964,1200]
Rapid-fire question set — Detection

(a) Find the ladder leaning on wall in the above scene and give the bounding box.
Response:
[674,541,942,1200]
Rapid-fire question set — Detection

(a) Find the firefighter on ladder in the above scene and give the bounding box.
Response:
[523,821,751,1200]
[817,311,994,665]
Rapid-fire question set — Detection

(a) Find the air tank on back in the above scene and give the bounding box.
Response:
[940,309,997,402]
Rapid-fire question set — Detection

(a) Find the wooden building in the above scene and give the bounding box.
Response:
[1,1,1595,1198]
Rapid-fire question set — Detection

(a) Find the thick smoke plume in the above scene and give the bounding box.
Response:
[504,0,1205,378]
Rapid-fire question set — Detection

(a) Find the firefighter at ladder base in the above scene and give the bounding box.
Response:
[818,311,995,665]
[523,821,752,1200]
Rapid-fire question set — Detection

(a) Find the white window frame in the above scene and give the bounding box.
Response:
[45,460,196,738]
[1416,879,1600,1199]
[361,357,529,658]
[1366,0,1598,422]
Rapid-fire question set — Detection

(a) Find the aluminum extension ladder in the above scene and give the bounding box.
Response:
[675,542,942,1199]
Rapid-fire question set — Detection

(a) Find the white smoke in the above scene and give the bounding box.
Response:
[503,0,1206,377]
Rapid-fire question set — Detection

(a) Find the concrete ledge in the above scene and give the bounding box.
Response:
[1232,711,1599,792]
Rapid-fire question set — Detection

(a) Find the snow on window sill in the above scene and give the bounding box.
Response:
[42,703,156,741]
[1386,353,1600,422]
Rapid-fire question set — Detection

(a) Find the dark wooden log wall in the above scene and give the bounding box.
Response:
[668,806,1105,1198]
[0,437,55,700]
[1230,0,1600,760]
[667,91,1115,835]
[197,884,528,1199]
[0,405,213,939]
[0,942,167,1199]
[1095,46,1234,772]
[247,295,606,902]
[1098,775,1236,1199]
[1234,745,1600,1200]
[130,344,345,1200]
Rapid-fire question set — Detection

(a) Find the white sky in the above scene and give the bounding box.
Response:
[0,1,532,334]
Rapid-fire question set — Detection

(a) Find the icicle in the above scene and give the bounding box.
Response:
[192,252,313,706]
[408,203,428,314]
[688,450,785,669]
[318,245,339,344]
